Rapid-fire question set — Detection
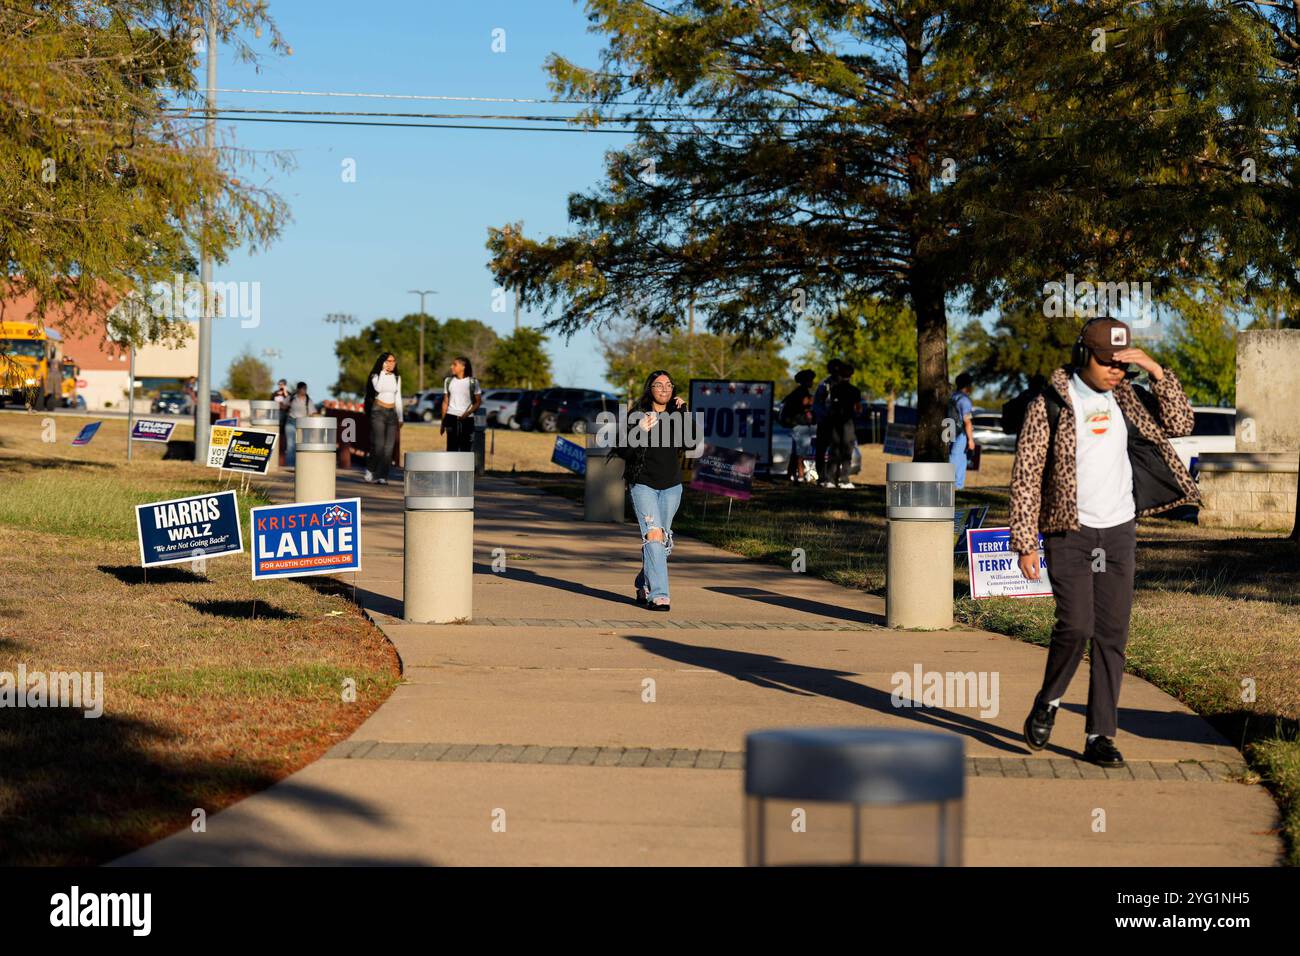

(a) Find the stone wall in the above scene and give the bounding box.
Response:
[1197,453,1298,531]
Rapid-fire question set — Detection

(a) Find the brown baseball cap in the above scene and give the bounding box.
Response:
[1080,318,1132,360]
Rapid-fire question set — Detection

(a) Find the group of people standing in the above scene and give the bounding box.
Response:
[271,379,316,466]
[779,360,863,488]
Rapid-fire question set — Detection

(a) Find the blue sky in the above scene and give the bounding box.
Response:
[204,0,813,394]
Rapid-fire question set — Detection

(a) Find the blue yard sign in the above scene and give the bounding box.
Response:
[966,526,1052,599]
[551,436,587,475]
[136,490,243,567]
[250,497,362,580]
[71,422,102,446]
[131,419,176,443]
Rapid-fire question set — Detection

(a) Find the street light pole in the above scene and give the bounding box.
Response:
[193,0,217,464]
[408,289,437,392]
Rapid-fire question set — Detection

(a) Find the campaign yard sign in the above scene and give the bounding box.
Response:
[883,423,916,457]
[966,526,1052,599]
[689,443,757,500]
[250,498,361,580]
[71,422,101,446]
[206,425,235,467]
[136,490,243,567]
[688,380,773,467]
[551,436,587,476]
[221,429,277,474]
[215,417,238,426]
[131,419,175,443]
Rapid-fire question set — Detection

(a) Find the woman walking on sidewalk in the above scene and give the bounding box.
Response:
[284,381,316,466]
[617,369,689,612]
[440,356,483,452]
[363,352,402,485]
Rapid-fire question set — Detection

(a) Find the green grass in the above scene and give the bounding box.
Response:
[122,664,391,701]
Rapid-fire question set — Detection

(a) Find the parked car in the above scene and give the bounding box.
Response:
[481,388,525,428]
[970,412,1017,453]
[565,396,622,434]
[530,387,613,433]
[152,391,193,415]
[769,423,861,477]
[406,389,444,422]
[209,390,226,420]
[1171,406,1236,476]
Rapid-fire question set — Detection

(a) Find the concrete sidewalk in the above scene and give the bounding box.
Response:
[117,470,1282,866]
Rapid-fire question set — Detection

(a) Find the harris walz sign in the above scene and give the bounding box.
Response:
[136,490,243,567]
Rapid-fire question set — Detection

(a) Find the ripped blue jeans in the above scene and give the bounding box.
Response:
[629,482,682,603]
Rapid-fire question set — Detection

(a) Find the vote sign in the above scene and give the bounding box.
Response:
[131,419,176,443]
[688,380,773,466]
[250,498,362,580]
[136,490,243,567]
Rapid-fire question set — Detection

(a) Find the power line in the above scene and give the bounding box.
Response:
[163,106,793,125]
[186,114,647,134]
[210,86,633,106]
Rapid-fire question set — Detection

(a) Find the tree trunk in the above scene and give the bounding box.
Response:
[886,392,896,424]
[910,268,950,462]
[1291,446,1299,541]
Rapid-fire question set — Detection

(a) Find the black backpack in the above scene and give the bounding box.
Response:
[1002,380,1061,436]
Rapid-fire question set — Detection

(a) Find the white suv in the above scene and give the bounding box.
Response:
[1169,406,1235,476]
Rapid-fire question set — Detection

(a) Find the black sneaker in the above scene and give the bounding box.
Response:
[1082,736,1126,768]
[1023,702,1057,751]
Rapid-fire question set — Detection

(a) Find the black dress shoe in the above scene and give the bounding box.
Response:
[650,602,670,612]
[1023,702,1056,751]
[1082,736,1126,768]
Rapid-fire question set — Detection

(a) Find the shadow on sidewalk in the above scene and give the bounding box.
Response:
[1058,703,1233,747]
[705,586,885,626]
[474,562,639,608]
[625,634,1027,754]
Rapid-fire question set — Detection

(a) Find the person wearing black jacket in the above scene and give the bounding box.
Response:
[616,370,687,612]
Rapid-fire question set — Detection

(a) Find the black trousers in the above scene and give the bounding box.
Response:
[1034,519,1137,738]
[826,419,855,483]
[445,414,474,452]
[369,406,398,479]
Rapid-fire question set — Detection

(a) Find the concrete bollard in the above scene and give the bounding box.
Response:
[885,461,955,629]
[294,416,337,503]
[584,444,625,522]
[403,451,474,623]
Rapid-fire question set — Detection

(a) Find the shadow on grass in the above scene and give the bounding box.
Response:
[184,600,299,621]
[625,634,1025,754]
[98,564,210,586]
[0,707,419,866]
[0,456,116,474]
[1135,536,1300,604]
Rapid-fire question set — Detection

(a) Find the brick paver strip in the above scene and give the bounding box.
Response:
[1049,759,1083,779]
[669,749,699,769]
[492,745,526,763]
[696,749,725,770]
[415,742,452,761]
[644,748,676,768]
[619,748,650,768]
[327,742,1240,783]
[541,746,575,765]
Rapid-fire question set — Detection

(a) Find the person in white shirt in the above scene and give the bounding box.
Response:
[363,352,402,484]
[440,356,482,452]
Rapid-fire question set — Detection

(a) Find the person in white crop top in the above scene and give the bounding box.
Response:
[364,352,402,484]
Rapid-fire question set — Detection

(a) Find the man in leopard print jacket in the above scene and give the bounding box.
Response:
[1011,318,1199,769]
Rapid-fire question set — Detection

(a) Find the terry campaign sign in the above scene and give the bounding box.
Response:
[688,380,773,467]
[136,490,243,567]
[250,498,362,580]
[966,526,1053,599]
[131,419,175,443]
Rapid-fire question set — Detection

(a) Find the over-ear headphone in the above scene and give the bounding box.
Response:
[1070,316,1106,370]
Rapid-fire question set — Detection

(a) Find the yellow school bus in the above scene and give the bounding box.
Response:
[0,321,66,410]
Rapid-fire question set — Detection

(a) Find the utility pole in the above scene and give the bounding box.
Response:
[514,285,521,332]
[193,0,217,464]
[408,289,437,392]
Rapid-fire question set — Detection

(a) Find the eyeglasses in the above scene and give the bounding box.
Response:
[1094,356,1129,370]
[651,382,673,390]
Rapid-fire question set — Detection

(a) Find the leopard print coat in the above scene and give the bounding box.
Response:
[1009,366,1199,554]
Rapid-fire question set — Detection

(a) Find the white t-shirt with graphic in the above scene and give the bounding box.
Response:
[1067,373,1135,528]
